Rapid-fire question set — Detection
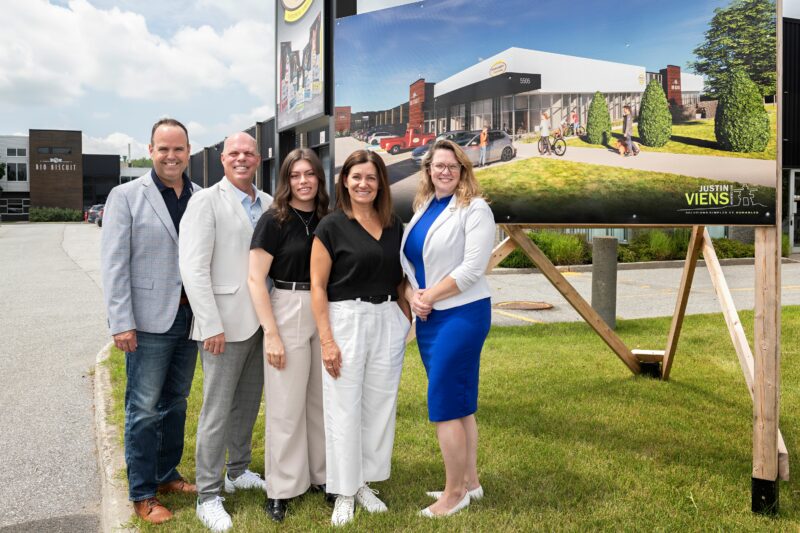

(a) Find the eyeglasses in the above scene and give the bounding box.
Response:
[431,163,461,174]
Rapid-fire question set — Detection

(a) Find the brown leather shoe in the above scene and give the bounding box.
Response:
[158,477,197,494]
[133,497,173,524]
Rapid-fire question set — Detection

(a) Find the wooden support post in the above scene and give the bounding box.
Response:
[502,225,640,374]
[661,226,704,380]
[752,226,782,513]
[701,229,788,483]
[486,235,519,273]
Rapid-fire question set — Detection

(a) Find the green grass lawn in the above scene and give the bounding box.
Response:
[107,307,800,531]
[476,157,774,225]
[563,106,777,161]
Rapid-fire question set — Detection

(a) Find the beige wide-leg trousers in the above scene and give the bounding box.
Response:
[264,287,326,499]
[324,299,410,497]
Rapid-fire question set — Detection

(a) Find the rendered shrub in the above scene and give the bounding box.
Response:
[638,80,672,147]
[715,69,770,152]
[586,91,612,145]
[710,237,755,258]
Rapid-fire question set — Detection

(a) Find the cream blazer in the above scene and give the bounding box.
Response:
[400,195,495,310]
[179,177,273,342]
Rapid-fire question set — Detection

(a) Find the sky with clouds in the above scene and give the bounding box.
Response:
[0,0,274,159]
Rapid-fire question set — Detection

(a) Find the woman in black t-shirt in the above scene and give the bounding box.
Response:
[310,150,411,527]
[247,148,330,523]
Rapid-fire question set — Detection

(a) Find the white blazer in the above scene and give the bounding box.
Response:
[400,195,495,310]
[179,177,273,342]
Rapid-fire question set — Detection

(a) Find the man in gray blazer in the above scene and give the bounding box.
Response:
[179,132,273,532]
[101,118,202,524]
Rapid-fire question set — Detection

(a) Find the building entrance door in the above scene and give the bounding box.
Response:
[791,170,800,253]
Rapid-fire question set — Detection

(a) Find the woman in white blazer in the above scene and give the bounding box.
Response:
[400,139,495,518]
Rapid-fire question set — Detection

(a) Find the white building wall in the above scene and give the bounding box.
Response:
[680,72,705,93]
[435,47,647,98]
[0,135,30,193]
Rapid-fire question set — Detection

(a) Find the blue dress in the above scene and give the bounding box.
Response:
[403,196,491,422]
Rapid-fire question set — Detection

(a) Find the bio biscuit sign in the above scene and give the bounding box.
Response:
[282,0,313,22]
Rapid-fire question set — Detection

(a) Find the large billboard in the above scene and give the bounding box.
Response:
[277,0,325,131]
[333,0,779,225]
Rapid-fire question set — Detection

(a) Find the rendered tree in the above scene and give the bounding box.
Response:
[715,69,770,152]
[689,0,776,99]
[637,80,672,147]
[585,92,611,145]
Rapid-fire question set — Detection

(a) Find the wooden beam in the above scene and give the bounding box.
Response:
[486,236,518,273]
[661,226,704,380]
[753,226,782,482]
[632,349,665,363]
[702,229,787,481]
[502,225,641,374]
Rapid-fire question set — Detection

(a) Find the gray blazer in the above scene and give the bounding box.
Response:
[101,171,202,335]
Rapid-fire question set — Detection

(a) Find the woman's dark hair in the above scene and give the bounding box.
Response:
[336,150,394,228]
[272,148,330,223]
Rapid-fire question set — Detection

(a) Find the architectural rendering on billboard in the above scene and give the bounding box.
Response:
[333,0,778,225]
[277,0,325,131]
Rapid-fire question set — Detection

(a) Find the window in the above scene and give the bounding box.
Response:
[6,162,26,181]
[38,147,51,154]
[470,98,492,130]
[37,147,72,155]
[7,148,15,156]
[18,148,26,156]
[53,147,72,155]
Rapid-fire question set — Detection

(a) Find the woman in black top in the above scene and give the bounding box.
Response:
[248,148,329,522]
[310,150,411,527]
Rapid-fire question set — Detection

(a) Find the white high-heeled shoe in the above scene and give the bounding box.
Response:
[418,492,470,518]
[426,485,483,501]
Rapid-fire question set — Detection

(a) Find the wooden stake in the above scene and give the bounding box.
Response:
[502,225,640,374]
[662,226,704,380]
[702,229,787,480]
[753,226,782,482]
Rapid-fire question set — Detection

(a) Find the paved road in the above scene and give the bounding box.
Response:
[488,262,800,326]
[0,223,106,532]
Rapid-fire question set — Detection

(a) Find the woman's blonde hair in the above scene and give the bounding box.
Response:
[413,139,483,211]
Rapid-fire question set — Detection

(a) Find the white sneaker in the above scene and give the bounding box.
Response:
[224,469,267,493]
[426,485,484,501]
[331,495,355,526]
[355,484,388,513]
[196,496,233,532]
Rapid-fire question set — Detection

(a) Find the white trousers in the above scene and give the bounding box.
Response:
[265,288,326,499]
[324,299,410,496]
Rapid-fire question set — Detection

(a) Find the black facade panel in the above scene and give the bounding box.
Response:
[82,154,119,207]
[207,143,225,186]
[190,152,204,187]
[435,72,542,108]
[259,119,276,159]
[784,18,800,168]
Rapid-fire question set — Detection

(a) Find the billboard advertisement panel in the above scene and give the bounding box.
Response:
[277,0,325,131]
[333,0,778,225]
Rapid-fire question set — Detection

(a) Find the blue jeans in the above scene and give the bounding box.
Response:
[124,304,197,501]
[479,145,487,166]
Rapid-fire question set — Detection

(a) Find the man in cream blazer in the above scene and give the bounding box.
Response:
[179,132,273,532]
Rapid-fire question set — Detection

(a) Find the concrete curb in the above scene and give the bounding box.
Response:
[93,341,134,532]
[489,256,798,275]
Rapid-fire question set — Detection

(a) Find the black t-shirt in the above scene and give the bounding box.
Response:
[250,207,319,283]
[314,210,404,302]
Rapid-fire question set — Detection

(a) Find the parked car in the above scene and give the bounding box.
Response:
[96,206,105,227]
[86,204,104,223]
[380,128,437,155]
[460,129,516,165]
[412,130,476,165]
[367,131,394,145]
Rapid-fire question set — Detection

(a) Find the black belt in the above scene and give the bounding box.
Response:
[273,280,311,291]
[354,295,397,304]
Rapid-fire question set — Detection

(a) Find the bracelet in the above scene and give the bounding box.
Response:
[321,338,336,346]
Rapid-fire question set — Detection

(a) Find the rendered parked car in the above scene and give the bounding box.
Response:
[86,204,104,223]
[412,130,476,165]
[96,207,105,227]
[460,130,516,165]
[367,131,394,145]
[379,128,437,155]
